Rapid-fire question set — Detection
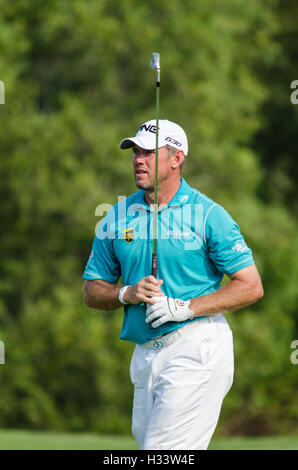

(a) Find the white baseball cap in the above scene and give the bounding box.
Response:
[120,119,188,156]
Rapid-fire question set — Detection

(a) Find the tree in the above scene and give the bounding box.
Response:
[0,0,297,435]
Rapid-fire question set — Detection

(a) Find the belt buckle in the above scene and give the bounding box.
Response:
[151,339,166,350]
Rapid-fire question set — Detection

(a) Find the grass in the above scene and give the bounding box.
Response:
[208,435,298,450]
[0,429,137,450]
[0,429,297,450]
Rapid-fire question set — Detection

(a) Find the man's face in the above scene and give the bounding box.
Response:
[132,145,171,190]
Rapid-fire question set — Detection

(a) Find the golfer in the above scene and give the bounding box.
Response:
[82,119,263,450]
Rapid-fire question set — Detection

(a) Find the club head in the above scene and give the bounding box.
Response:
[150,52,160,70]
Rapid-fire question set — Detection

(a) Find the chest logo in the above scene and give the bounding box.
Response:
[124,228,134,243]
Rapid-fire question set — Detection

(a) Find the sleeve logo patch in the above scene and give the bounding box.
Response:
[232,241,249,253]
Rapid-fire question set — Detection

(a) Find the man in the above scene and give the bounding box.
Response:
[82,119,263,450]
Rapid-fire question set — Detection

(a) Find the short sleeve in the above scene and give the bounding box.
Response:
[205,205,254,274]
[82,214,121,283]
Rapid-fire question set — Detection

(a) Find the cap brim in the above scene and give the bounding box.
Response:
[120,136,156,151]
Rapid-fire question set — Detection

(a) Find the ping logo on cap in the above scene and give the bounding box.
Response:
[139,124,158,134]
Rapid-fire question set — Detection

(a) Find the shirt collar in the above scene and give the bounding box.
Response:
[133,178,193,211]
[167,177,193,207]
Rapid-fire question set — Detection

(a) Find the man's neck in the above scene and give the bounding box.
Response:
[144,177,181,208]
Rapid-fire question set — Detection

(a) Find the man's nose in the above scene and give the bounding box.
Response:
[134,153,146,163]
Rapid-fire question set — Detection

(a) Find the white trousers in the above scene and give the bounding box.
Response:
[130,314,234,450]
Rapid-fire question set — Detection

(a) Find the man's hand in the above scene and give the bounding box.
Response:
[123,276,164,305]
[145,296,194,328]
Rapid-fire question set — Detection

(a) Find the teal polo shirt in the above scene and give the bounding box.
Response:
[83,178,254,344]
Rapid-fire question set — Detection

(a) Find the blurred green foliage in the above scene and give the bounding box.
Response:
[0,0,297,435]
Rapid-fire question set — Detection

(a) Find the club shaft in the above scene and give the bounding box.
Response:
[152,81,160,277]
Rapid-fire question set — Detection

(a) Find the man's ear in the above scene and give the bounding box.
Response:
[170,150,185,169]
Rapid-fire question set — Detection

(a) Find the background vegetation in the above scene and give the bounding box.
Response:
[0,0,297,437]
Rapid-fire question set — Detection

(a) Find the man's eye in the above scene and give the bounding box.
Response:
[132,149,155,156]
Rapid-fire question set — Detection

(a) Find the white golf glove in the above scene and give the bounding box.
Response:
[146,296,194,328]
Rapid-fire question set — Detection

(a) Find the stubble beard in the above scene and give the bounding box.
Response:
[135,180,154,191]
[135,173,168,191]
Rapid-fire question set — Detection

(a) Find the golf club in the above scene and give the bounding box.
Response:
[149,52,160,329]
[150,52,160,279]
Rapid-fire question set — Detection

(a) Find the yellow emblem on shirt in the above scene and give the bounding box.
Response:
[124,228,134,243]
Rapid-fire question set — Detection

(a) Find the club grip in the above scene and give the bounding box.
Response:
[151,253,157,278]
[149,253,158,329]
